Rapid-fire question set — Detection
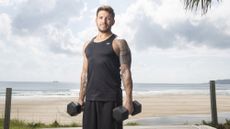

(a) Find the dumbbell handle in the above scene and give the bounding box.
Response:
[131,100,142,116]
[122,100,142,116]
[113,100,142,122]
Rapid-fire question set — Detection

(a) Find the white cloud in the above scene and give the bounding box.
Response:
[0,0,10,4]
[0,0,230,83]
[116,0,230,51]
[99,0,108,5]
[205,0,230,35]
[132,46,230,83]
[2,0,87,56]
[0,0,87,82]
[0,13,11,39]
[43,25,82,55]
[12,0,85,34]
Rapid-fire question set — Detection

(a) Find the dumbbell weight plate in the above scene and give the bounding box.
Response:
[131,100,142,116]
[113,106,129,122]
[67,102,82,116]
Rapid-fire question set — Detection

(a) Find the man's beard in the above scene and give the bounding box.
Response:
[98,26,111,33]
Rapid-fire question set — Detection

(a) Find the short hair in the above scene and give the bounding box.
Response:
[96,5,115,18]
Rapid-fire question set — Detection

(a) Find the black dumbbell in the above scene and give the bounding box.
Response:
[67,102,83,116]
[113,100,142,122]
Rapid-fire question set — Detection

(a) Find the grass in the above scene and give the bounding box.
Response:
[1,118,37,129]
[0,118,141,129]
[3,118,230,129]
[0,118,81,129]
[202,119,230,129]
[0,118,140,129]
[125,122,140,126]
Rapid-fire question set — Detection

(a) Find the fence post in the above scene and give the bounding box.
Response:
[4,88,12,129]
[210,80,218,126]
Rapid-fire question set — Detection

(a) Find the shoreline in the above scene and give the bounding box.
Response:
[1,94,230,125]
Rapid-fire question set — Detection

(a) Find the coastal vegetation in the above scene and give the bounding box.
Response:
[0,119,140,129]
[0,118,81,129]
[2,118,230,129]
[202,119,230,129]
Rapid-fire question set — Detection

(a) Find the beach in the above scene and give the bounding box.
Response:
[1,94,230,125]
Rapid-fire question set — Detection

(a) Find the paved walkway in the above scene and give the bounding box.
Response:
[42,125,216,129]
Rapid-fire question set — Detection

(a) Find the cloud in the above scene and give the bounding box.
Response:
[12,0,85,34]
[1,0,230,83]
[116,0,230,51]
[131,17,230,50]
[0,13,11,39]
[0,0,10,4]
[131,15,175,50]
[43,25,82,55]
[117,0,186,50]
[171,20,230,49]
[1,0,87,55]
[120,0,230,50]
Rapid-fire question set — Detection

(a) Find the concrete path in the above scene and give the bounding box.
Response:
[42,125,216,129]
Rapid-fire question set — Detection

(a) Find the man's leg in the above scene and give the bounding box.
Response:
[99,101,123,129]
[83,101,97,129]
[83,101,123,129]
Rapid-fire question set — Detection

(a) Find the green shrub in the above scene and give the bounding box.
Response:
[0,118,81,129]
[125,122,139,126]
[202,119,230,129]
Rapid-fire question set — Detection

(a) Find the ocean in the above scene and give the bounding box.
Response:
[0,81,230,97]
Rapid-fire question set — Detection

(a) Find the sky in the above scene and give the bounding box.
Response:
[0,0,230,83]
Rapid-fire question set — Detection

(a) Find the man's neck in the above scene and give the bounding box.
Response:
[95,32,113,42]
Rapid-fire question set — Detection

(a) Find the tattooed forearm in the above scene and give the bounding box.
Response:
[121,67,133,100]
[79,72,87,101]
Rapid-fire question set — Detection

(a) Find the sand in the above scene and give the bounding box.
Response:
[0,94,230,125]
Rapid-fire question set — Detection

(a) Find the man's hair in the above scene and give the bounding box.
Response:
[96,5,115,18]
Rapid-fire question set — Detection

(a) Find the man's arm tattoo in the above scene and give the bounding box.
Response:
[79,72,87,100]
[121,67,133,100]
[119,41,131,67]
[119,40,133,101]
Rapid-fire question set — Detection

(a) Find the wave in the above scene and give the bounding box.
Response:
[134,89,230,96]
[1,82,230,97]
[0,89,80,97]
[1,89,230,97]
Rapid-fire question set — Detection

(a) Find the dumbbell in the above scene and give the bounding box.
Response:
[113,100,142,122]
[67,102,83,116]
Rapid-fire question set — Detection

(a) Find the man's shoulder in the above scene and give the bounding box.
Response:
[114,36,126,41]
[83,39,93,51]
[84,35,96,46]
[113,36,127,45]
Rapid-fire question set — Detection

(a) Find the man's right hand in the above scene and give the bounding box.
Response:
[78,99,84,106]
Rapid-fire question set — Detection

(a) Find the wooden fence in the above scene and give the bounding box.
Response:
[2,81,220,129]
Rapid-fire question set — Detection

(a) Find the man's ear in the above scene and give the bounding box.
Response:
[112,19,115,26]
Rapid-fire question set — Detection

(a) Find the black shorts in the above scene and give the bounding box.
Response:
[83,101,122,129]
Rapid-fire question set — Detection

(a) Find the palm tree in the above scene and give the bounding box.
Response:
[184,0,220,14]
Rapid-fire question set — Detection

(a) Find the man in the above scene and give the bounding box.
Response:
[78,5,133,129]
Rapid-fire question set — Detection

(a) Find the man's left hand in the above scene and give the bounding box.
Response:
[124,100,134,114]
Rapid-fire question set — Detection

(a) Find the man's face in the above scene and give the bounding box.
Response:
[96,10,114,33]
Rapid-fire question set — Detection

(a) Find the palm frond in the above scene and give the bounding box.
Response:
[184,0,220,14]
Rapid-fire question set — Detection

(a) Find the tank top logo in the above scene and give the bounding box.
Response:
[106,42,111,45]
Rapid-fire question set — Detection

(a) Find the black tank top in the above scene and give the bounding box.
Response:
[85,34,122,101]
